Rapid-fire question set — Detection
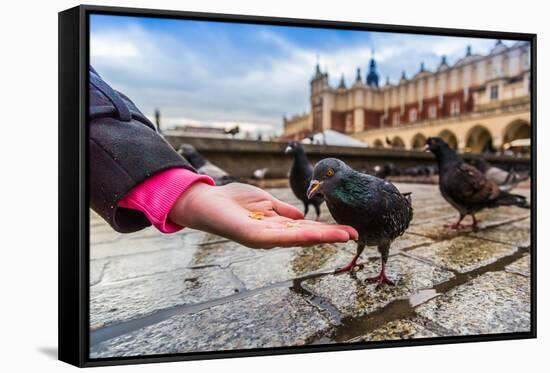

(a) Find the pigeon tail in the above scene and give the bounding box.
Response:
[494,192,530,209]
[401,192,412,204]
[498,171,529,192]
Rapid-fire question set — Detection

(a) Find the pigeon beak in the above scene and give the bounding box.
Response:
[284,146,292,154]
[423,144,431,152]
[307,180,322,199]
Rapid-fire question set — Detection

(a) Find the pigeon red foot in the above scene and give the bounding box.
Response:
[444,215,481,230]
[335,260,358,273]
[366,266,395,286]
[467,215,481,231]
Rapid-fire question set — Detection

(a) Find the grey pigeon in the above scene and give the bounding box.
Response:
[426,137,529,230]
[178,144,236,185]
[253,167,269,179]
[285,141,324,220]
[307,158,413,286]
[467,157,529,192]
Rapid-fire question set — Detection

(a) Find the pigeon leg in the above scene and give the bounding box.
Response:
[366,245,395,286]
[464,214,481,230]
[303,202,309,218]
[314,203,321,221]
[471,214,481,230]
[335,243,365,273]
[444,213,465,229]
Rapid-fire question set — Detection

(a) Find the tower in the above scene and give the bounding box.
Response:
[338,73,346,89]
[310,62,329,133]
[366,56,379,87]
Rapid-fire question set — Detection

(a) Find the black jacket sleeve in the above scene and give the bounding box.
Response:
[89,66,195,233]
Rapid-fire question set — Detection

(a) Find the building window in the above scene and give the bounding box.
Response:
[490,85,499,100]
[428,105,437,119]
[393,112,401,126]
[408,108,418,122]
[450,99,460,116]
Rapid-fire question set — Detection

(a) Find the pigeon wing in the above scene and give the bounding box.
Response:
[451,162,500,204]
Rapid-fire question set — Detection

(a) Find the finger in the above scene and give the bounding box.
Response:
[253,226,352,248]
[288,220,359,240]
[270,198,304,220]
[327,225,358,240]
[264,218,359,241]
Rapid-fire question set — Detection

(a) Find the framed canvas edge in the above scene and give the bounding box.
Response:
[58,4,537,368]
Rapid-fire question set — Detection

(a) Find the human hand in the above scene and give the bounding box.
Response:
[169,182,358,249]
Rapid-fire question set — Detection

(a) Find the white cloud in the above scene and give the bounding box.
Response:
[91,22,511,136]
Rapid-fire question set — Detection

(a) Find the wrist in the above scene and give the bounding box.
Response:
[168,181,213,228]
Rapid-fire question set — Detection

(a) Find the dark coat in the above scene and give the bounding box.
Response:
[89,67,194,233]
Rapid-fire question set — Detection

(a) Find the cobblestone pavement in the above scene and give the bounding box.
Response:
[88,183,532,358]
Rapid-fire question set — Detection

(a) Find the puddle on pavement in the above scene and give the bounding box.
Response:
[409,289,438,307]
[302,245,529,344]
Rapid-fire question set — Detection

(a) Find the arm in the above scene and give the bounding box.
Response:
[118,168,358,248]
[89,67,195,233]
[90,67,358,246]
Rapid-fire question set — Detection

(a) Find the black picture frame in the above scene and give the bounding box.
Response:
[58,4,537,367]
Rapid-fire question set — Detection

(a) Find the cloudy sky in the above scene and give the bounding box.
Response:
[90,15,516,136]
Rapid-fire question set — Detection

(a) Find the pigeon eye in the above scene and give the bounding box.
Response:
[326,169,334,177]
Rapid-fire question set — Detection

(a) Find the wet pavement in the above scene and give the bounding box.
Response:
[88,183,531,358]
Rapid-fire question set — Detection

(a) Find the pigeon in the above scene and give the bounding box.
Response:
[371,162,397,179]
[285,141,324,220]
[253,167,269,180]
[307,158,413,286]
[467,157,530,192]
[425,137,529,230]
[178,144,236,185]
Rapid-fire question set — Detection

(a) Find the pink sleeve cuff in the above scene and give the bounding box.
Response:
[118,168,215,233]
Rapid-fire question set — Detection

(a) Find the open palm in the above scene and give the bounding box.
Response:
[169,182,358,248]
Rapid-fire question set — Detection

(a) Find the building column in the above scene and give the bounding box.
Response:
[493,136,503,149]
[458,138,467,152]
[354,108,364,133]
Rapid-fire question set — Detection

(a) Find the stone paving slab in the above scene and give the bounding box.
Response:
[189,240,260,267]
[505,254,531,277]
[387,233,434,252]
[408,208,529,241]
[302,254,454,318]
[90,267,238,329]
[416,271,531,335]
[410,205,457,225]
[89,228,123,245]
[347,317,439,342]
[230,244,351,290]
[469,218,531,248]
[90,259,109,286]
[229,235,432,292]
[90,287,330,358]
[476,206,530,225]
[407,236,517,273]
[98,248,196,284]
[407,219,469,240]
[90,233,189,260]
[513,217,531,228]
[338,233,433,256]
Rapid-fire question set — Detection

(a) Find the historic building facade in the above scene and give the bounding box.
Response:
[282,40,531,153]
